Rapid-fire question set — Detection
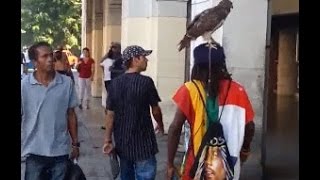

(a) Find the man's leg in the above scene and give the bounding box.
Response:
[25,154,49,180]
[233,158,241,180]
[120,158,135,180]
[106,80,111,92]
[78,78,85,109]
[85,78,92,109]
[101,80,111,130]
[184,121,190,152]
[48,155,69,180]
[104,81,108,92]
[135,155,157,180]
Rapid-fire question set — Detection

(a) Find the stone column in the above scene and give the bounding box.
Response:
[102,0,122,107]
[85,0,93,50]
[91,0,104,97]
[81,0,87,49]
[121,0,187,132]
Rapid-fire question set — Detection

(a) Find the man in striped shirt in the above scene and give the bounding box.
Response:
[103,45,164,179]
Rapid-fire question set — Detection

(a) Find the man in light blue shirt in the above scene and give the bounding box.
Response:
[21,42,79,180]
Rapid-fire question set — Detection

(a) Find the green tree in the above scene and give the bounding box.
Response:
[21,0,81,52]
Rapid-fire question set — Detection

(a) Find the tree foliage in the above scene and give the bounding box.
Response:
[21,0,81,52]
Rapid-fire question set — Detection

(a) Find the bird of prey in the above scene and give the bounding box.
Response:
[178,0,233,51]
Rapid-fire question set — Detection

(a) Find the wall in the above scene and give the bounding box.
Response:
[102,1,122,107]
[191,0,268,128]
[272,0,299,15]
[277,29,298,96]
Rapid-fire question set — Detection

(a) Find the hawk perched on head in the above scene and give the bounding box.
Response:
[178,0,233,51]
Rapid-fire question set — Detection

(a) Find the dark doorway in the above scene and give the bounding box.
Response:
[263,13,299,179]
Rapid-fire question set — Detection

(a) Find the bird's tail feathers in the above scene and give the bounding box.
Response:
[178,35,192,51]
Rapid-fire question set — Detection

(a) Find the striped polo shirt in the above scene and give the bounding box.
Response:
[106,72,161,161]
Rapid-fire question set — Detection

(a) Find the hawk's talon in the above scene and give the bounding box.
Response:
[205,42,218,49]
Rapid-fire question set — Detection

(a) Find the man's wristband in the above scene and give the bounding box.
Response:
[72,142,80,147]
[241,149,250,155]
[104,140,112,144]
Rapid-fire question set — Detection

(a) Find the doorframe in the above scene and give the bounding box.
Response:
[261,0,272,177]
[184,0,192,82]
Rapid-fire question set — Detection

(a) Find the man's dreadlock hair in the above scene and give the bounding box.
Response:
[191,62,231,99]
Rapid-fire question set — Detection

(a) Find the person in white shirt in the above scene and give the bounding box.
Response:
[100,47,116,130]
[21,52,26,79]
[24,51,31,64]
[100,49,115,92]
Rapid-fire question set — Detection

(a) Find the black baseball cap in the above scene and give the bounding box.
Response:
[122,45,152,62]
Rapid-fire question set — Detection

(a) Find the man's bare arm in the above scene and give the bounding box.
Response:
[67,108,78,144]
[242,121,255,151]
[167,108,186,167]
[104,110,114,143]
[152,105,164,133]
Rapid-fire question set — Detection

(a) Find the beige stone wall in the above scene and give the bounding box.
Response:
[102,5,122,53]
[277,29,298,96]
[90,0,104,97]
[155,17,186,102]
[272,0,299,15]
[121,18,155,74]
[91,28,103,98]
[101,1,122,107]
[85,0,93,50]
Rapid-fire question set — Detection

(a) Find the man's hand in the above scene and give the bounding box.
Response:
[240,149,250,163]
[71,147,80,160]
[166,164,176,180]
[102,142,114,155]
[151,105,164,136]
[68,108,79,160]
[155,125,164,135]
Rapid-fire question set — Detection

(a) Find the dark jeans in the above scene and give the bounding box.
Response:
[25,154,69,180]
[104,80,111,92]
[120,155,157,180]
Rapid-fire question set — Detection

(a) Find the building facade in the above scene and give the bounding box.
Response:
[82,0,299,178]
